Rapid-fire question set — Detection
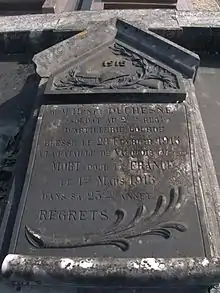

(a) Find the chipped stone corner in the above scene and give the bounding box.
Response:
[1,254,20,275]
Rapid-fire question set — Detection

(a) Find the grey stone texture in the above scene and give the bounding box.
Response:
[0,10,220,33]
[33,18,199,79]
[0,9,219,293]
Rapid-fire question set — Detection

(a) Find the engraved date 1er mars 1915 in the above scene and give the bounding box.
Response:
[25,187,187,251]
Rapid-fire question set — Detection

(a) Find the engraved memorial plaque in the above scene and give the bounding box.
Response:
[10,103,208,258]
[45,40,186,102]
[3,18,220,290]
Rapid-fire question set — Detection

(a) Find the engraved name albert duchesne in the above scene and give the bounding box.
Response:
[25,104,187,250]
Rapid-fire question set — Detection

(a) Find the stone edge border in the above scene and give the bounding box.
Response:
[0,10,219,56]
[2,254,220,286]
[1,80,220,287]
[0,10,219,32]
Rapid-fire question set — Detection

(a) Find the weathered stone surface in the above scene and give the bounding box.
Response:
[3,78,220,288]
[0,13,59,32]
[195,58,220,184]
[9,103,206,258]
[44,33,186,100]
[33,19,118,78]
[2,254,220,286]
[177,11,220,26]
[33,19,199,80]
[0,12,219,293]
[0,10,220,34]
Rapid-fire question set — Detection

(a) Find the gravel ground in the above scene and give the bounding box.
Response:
[191,0,220,11]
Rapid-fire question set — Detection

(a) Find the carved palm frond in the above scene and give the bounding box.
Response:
[25,186,187,251]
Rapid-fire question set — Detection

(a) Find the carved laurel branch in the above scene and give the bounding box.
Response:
[54,42,178,90]
[25,187,187,251]
[110,43,178,89]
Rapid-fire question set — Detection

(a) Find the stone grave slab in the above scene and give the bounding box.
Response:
[9,103,207,258]
[2,19,220,289]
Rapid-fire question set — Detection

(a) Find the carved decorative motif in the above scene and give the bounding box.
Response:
[53,43,179,91]
[25,187,187,251]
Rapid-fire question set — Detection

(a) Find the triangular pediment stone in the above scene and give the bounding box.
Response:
[33,18,200,101]
[33,19,118,78]
[45,40,185,98]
